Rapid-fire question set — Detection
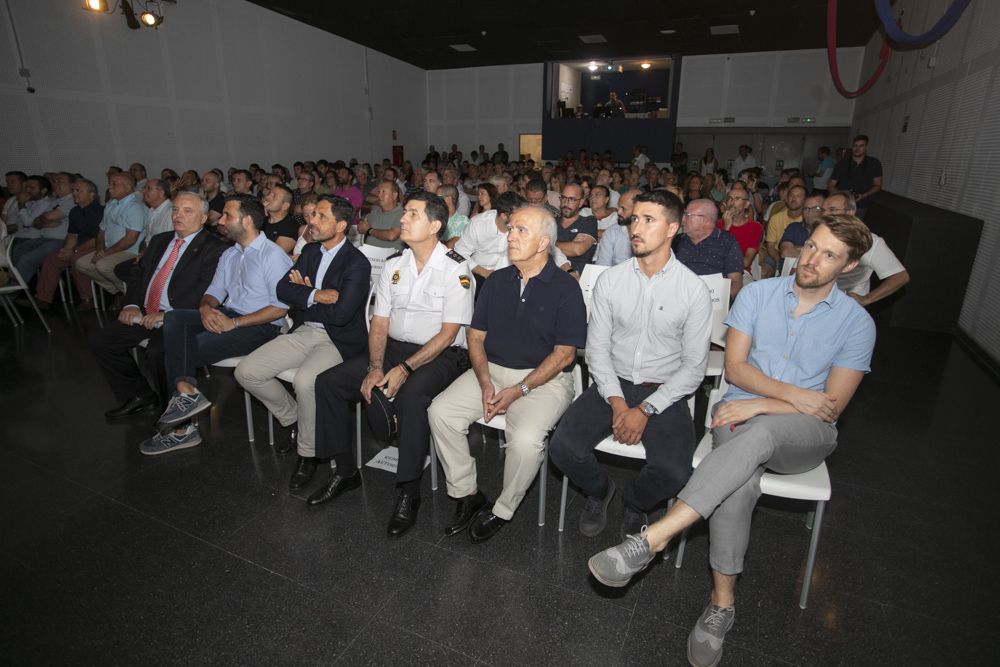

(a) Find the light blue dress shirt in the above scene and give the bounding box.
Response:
[206,232,292,325]
[722,276,876,403]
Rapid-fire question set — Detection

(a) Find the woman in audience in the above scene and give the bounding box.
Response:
[699,147,718,175]
[611,170,625,195]
[547,173,564,208]
[472,182,499,217]
[589,185,618,240]
[685,173,704,202]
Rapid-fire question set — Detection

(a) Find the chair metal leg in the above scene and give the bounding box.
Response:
[675,528,689,569]
[558,475,569,532]
[799,500,825,610]
[805,510,815,530]
[64,268,74,304]
[537,445,547,527]
[243,391,255,443]
[58,277,66,304]
[1,296,19,327]
[355,403,362,466]
[429,438,439,491]
[267,413,274,446]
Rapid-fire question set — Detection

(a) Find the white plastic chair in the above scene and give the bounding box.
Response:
[674,387,832,610]
[780,255,798,277]
[211,357,256,443]
[0,236,51,332]
[359,244,398,287]
[557,393,697,532]
[428,365,584,527]
[699,275,731,379]
[578,264,610,322]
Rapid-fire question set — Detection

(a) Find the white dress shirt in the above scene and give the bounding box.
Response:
[141,229,202,312]
[146,199,174,238]
[586,254,713,412]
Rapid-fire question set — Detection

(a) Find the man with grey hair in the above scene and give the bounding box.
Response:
[93,191,226,417]
[442,166,471,217]
[76,171,147,296]
[674,198,744,299]
[429,204,587,543]
[822,191,909,305]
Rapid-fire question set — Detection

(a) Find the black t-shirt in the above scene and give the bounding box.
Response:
[208,192,226,215]
[556,215,598,273]
[264,214,300,244]
[830,156,883,196]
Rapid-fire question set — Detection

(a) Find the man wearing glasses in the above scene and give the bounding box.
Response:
[778,193,826,262]
[555,183,598,274]
[674,199,744,299]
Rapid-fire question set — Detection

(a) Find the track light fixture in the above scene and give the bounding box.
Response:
[82,0,173,30]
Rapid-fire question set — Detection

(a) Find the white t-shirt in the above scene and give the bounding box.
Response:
[732,155,757,177]
[837,233,905,296]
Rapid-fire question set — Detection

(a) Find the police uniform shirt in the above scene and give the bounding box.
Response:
[374,243,474,348]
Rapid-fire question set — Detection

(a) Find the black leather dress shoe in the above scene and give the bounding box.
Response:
[387,493,421,537]
[288,456,318,491]
[105,395,158,419]
[274,422,297,454]
[445,491,488,537]
[468,509,509,544]
[306,470,361,506]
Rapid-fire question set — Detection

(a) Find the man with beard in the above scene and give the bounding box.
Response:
[588,215,876,667]
[549,190,712,540]
[554,183,598,275]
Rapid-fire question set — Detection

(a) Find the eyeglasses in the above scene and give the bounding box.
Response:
[682,212,709,220]
[802,205,823,213]
[559,195,581,202]
[821,207,849,214]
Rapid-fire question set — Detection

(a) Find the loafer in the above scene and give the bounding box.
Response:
[105,394,158,419]
[387,492,421,537]
[306,470,361,506]
[445,491,488,537]
[274,422,297,454]
[288,456,318,491]
[468,508,509,544]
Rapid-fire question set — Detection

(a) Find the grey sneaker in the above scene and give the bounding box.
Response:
[157,390,212,429]
[587,526,655,587]
[621,506,648,541]
[579,478,616,537]
[140,425,202,456]
[687,603,735,667]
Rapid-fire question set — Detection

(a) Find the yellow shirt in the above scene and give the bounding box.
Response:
[765,208,802,245]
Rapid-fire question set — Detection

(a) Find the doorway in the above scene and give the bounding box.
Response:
[519,134,542,163]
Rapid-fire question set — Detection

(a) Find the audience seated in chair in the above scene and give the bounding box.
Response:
[549,190,713,540]
[673,198,744,300]
[429,204,587,543]
[140,194,291,456]
[234,195,372,491]
[587,215,876,667]
[92,191,226,419]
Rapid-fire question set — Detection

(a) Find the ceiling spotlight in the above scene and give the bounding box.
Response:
[640,62,651,69]
[83,0,109,11]
[140,10,163,27]
[587,62,598,71]
[606,64,613,71]
[659,28,677,35]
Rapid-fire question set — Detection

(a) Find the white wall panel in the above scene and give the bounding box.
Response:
[853,0,1000,363]
[678,48,863,127]
[0,0,426,183]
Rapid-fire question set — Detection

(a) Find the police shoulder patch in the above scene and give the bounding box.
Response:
[445,249,466,263]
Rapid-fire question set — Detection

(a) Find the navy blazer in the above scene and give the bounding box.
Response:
[276,240,371,359]
[124,229,227,313]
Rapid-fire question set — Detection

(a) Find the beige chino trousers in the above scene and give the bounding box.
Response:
[429,363,573,520]
[235,326,344,457]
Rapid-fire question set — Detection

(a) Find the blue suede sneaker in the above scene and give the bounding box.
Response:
[157,390,212,430]
[140,425,202,456]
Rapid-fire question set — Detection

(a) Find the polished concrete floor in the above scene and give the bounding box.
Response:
[1,303,997,665]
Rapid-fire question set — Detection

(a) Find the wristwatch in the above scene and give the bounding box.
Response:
[518,382,531,397]
[639,402,658,417]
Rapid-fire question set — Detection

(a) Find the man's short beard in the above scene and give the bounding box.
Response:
[633,249,652,258]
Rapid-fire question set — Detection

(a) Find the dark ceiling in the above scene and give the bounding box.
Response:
[246,0,881,70]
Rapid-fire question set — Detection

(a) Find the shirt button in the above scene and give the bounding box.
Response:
[521,298,525,302]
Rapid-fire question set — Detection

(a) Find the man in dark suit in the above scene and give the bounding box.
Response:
[93,191,226,417]
[235,195,371,490]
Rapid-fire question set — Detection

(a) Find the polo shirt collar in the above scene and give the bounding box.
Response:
[510,257,557,283]
[783,275,841,308]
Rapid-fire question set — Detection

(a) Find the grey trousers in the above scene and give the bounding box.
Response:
[677,410,838,575]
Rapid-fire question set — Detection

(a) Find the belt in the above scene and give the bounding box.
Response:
[638,382,661,388]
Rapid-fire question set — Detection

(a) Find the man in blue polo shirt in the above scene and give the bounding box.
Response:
[674,198,744,299]
[429,204,587,543]
[588,215,876,667]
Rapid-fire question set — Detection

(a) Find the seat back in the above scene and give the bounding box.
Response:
[578,263,609,321]
[359,244,398,285]
[699,274,731,347]
[364,281,378,332]
[780,256,798,277]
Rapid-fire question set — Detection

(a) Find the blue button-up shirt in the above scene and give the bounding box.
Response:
[101,192,147,253]
[206,232,292,324]
[722,276,876,403]
[472,258,587,369]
